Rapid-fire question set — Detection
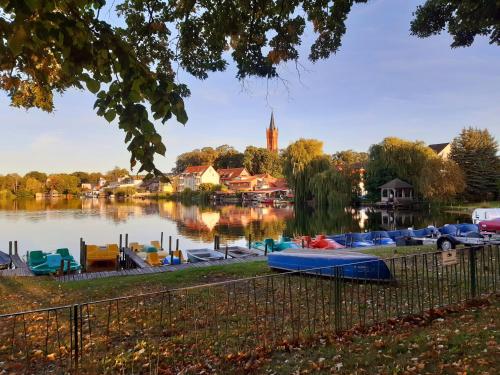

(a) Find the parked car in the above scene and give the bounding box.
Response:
[479,218,500,233]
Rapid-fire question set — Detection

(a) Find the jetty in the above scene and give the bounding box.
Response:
[0,241,33,277]
[57,255,266,282]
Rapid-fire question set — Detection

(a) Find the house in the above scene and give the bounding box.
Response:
[378,178,414,207]
[178,165,220,191]
[428,142,451,159]
[81,183,93,191]
[227,176,258,191]
[140,177,174,194]
[217,168,250,186]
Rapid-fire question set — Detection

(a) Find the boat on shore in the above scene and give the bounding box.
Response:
[187,249,227,262]
[0,251,10,270]
[268,249,392,281]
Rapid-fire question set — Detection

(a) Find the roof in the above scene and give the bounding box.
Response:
[379,178,413,189]
[269,112,276,131]
[182,165,211,174]
[217,167,248,179]
[428,142,449,154]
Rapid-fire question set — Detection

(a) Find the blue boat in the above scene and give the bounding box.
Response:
[368,231,396,246]
[268,249,393,281]
[328,233,375,248]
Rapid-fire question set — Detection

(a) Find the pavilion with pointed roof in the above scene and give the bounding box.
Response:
[378,178,414,206]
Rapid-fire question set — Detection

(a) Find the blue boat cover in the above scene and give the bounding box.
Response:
[268,249,392,280]
[439,225,458,235]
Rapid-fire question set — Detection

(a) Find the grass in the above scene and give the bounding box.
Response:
[0,261,269,314]
[444,200,500,212]
[260,296,500,374]
[0,245,438,314]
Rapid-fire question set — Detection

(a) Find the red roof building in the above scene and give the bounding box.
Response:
[217,167,250,186]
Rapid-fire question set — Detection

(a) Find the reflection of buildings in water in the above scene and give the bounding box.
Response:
[157,201,293,237]
[380,210,415,230]
[352,208,369,230]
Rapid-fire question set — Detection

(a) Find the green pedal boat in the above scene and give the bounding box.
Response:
[28,249,81,275]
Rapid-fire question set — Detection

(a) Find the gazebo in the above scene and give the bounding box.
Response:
[378,178,414,206]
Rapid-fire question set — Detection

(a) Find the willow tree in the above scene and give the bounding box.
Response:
[365,137,465,201]
[282,139,325,203]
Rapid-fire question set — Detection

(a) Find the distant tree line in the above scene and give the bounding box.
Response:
[0,167,131,198]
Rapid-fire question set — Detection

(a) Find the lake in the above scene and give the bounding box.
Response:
[0,198,470,259]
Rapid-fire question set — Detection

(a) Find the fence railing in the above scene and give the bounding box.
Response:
[0,245,498,373]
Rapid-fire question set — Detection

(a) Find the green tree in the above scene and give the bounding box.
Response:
[0,0,377,176]
[71,171,91,184]
[23,177,45,195]
[411,1,500,48]
[174,148,218,174]
[214,148,244,170]
[450,127,500,201]
[365,137,465,201]
[47,174,81,194]
[242,146,282,176]
[105,167,130,182]
[24,171,47,183]
[282,139,324,187]
[332,150,368,168]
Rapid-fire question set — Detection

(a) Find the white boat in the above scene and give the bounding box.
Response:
[472,208,500,224]
[186,249,227,262]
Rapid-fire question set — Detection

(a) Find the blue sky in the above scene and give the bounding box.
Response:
[0,0,499,175]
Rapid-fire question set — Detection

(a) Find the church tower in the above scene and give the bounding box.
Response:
[266,112,279,153]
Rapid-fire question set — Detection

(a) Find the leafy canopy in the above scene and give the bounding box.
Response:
[0,0,369,177]
[411,1,500,48]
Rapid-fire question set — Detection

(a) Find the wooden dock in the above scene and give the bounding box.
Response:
[0,247,34,277]
[123,248,148,268]
[57,255,267,282]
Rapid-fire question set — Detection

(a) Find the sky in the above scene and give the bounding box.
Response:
[0,0,499,175]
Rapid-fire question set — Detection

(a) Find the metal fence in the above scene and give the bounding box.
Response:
[1,245,498,374]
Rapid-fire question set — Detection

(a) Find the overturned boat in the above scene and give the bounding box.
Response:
[268,249,393,281]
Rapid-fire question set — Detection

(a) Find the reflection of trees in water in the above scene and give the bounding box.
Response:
[0,198,83,211]
[286,206,471,236]
[285,206,363,236]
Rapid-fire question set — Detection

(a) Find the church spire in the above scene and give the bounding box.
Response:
[269,111,276,131]
[266,111,279,153]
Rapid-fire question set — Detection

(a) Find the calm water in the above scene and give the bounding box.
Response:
[0,198,469,259]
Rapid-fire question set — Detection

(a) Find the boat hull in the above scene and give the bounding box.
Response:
[268,249,393,281]
[187,249,227,262]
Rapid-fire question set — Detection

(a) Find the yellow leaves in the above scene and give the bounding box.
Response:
[46,353,56,361]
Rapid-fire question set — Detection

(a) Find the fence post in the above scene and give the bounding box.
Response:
[334,266,342,333]
[469,247,477,299]
[73,304,79,370]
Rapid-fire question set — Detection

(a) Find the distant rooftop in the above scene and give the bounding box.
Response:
[183,165,211,174]
[428,142,449,154]
[379,178,413,189]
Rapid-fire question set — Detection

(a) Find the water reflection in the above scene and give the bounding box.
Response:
[0,199,469,258]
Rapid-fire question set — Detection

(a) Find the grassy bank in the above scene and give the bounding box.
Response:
[444,200,500,213]
[0,245,437,314]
